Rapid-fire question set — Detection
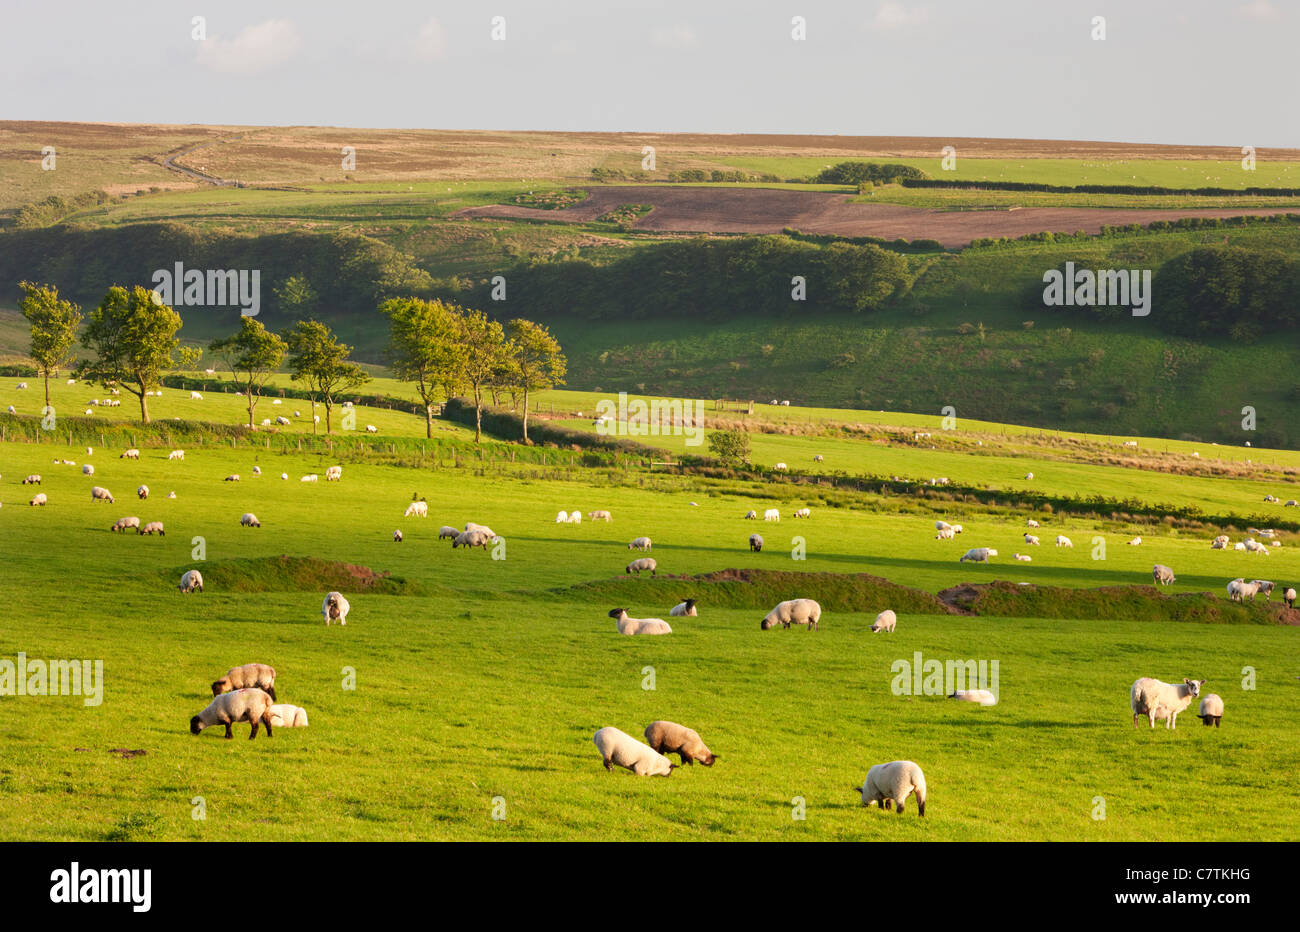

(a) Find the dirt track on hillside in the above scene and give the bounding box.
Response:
[456,186,1298,247]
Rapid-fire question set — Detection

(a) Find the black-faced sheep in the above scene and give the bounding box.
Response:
[761,598,821,631]
[1198,693,1223,727]
[669,599,698,617]
[644,721,716,766]
[190,688,274,740]
[212,663,277,700]
[626,557,657,576]
[608,608,671,635]
[1152,564,1175,586]
[870,610,896,633]
[322,592,350,625]
[139,521,164,536]
[179,569,203,593]
[749,533,763,552]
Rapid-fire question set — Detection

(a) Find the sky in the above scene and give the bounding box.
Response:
[2,0,1296,147]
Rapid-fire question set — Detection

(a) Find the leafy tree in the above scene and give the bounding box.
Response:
[19,281,82,408]
[79,285,195,424]
[274,275,318,316]
[379,297,463,438]
[457,308,508,444]
[707,429,751,465]
[284,319,370,434]
[209,317,288,429]
[504,319,567,442]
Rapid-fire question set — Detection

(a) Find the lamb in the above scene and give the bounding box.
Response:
[438,525,459,540]
[627,536,652,552]
[211,663,277,700]
[760,598,822,631]
[240,512,261,528]
[608,608,671,635]
[21,475,41,485]
[856,760,926,816]
[111,516,141,533]
[224,474,240,482]
[1026,518,1040,528]
[325,466,342,481]
[137,485,149,500]
[1013,553,1032,561]
[29,493,47,506]
[453,528,495,550]
[625,557,657,576]
[322,592,350,625]
[120,449,140,459]
[1285,587,1297,609]
[190,688,275,740]
[1127,537,1142,546]
[465,522,496,538]
[959,547,997,563]
[393,529,403,542]
[139,521,165,536]
[1130,677,1205,729]
[300,474,319,483]
[644,721,716,766]
[794,507,811,518]
[669,598,698,617]
[266,704,309,728]
[1023,533,1040,545]
[404,501,428,518]
[1152,564,1175,586]
[179,569,204,593]
[168,450,184,460]
[1227,578,1261,602]
[592,726,675,776]
[1252,580,1275,601]
[949,689,997,706]
[1197,694,1224,728]
[749,533,763,552]
[1055,535,1073,548]
[763,508,780,522]
[82,464,94,476]
[587,510,612,522]
[90,486,114,504]
[744,510,757,519]
[870,609,896,633]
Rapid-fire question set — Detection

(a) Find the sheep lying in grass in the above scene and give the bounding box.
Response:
[1014,553,1032,561]
[404,500,428,518]
[959,547,997,563]
[1198,694,1223,727]
[1128,537,1142,546]
[438,525,459,541]
[749,533,763,552]
[1130,677,1204,729]
[857,760,926,816]
[267,704,309,728]
[608,608,671,635]
[669,598,698,617]
[139,521,164,536]
[1152,564,1175,586]
[587,510,612,521]
[300,474,318,483]
[644,721,716,766]
[179,569,204,593]
[322,592,350,625]
[870,610,896,633]
[190,688,274,740]
[212,663,277,699]
[626,557,657,576]
[761,598,821,631]
[949,689,997,706]
[1055,535,1073,548]
[593,727,675,775]
[628,536,652,552]
[240,512,260,528]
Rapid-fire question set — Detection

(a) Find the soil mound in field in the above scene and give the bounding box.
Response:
[165,555,431,596]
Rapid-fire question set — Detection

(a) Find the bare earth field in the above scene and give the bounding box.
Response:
[456,185,1300,247]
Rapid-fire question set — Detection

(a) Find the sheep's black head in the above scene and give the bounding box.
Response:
[761,617,776,630]
[211,679,226,697]
[189,716,203,735]
[684,599,697,610]
[607,608,625,619]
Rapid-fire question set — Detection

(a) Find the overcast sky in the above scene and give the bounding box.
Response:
[3,0,1294,147]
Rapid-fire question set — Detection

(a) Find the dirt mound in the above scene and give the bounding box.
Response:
[165,555,434,596]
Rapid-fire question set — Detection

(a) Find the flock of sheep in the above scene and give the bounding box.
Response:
[190,663,308,739]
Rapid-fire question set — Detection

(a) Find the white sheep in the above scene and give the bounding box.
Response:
[555,510,569,523]
[267,704,309,728]
[168,450,185,461]
[190,688,275,739]
[280,473,288,480]
[464,522,496,538]
[567,510,582,524]
[453,528,494,550]
[814,454,824,462]
[322,591,350,625]
[1024,472,1034,480]
[760,598,821,631]
[949,689,997,706]
[21,474,41,485]
[773,462,788,471]
[749,533,763,551]
[120,449,140,459]
[1023,533,1040,545]
[179,569,204,593]
[1286,500,1299,507]
[438,525,459,540]
[1197,694,1223,727]
[366,425,378,433]
[139,521,164,536]
[82,464,94,476]
[608,608,671,635]
[29,492,47,506]
[587,510,612,522]
[300,474,318,483]
[1210,535,1229,550]
[137,484,149,500]
[669,598,698,617]
[393,529,403,542]
[1152,564,1175,586]
[110,516,140,532]
[959,547,997,563]
[1055,535,1073,548]
[744,510,757,519]
[240,512,261,528]
[857,760,926,816]
[276,416,290,426]
[90,486,114,504]
[325,466,342,481]
[1234,542,1247,551]
[1130,677,1204,729]
[626,557,657,576]
[225,474,241,482]
[404,501,428,518]
[1127,537,1142,546]
[593,727,675,775]
[627,536,652,552]
[870,610,896,633]
[1013,553,1032,561]
[950,523,964,534]
[793,507,811,518]
[190,391,203,400]
[252,466,261,476]
[1026,519,1040,528]
[763,508,780,522]
[1285,587,1296,609]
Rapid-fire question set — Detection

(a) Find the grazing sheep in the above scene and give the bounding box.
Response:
[1234,542,1247,551]
[608,608,671,635]
[366,425,378,433]
[1055,535,1073,548]
[763,508,780,522]
[744,510,757,519]
[1285,587,1296,609]
[190,688,274,740]
[567,510,583,524]
[1013,553,1032,561]
[300,474,318,483]
[90,486,114,504]
[110,516,141,533]
[1023,534,1040,545]
[179,569,204,593]
[628,536,653,552]
[82,464,94,476]
[393,529,403,542]
[240,512,261,528]
[794,507,811,518]
[814,454,824,463]
[1152,564,1175,586]
[760,598,822,631]
[669,598,698,617]
[949,689,997,706]
[464,522,497,538]
[626,557,657,576]
[322,592,351,626]
[1026,519,1040,528]
[404,500,428,518]
[325,466,342,481]
[1264,495,1279,503]
[224,474,240,482]
[749,533,763,552]
[1198,694,1224,728]
[870,609,897,633]
[950,523,964,534]
[773,462,788,471]
[857,761,927,816]
[212,663,277,700]
[1227,578,1261,602]
[453,528,495,550]
[21,474,41,485]
[1130,677,1205,730]
[644,721,716,766]
[136,484,149,500]
[438,525,459,540]
[959,547,997,563]
[267,704,309,728]
[1210,536,1229,550]
[275,416,290,426]
[555,510,570,523]
[592,727,675,776]
[168,450,184,460]
[29,493,47,506]
[1286,500,1298,507]
[252,466,261,476]
[120,449,140,459]
[1127,537,1142,546]
[139,521,165,536]
[933,524,953,539]
[190,391,203,400]
[1024,472,1034,480]
[1252,580,1275,601]
[588,510,612,522]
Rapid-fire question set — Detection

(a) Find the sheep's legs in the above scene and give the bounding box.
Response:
[223,723,233,739]
[603,759,613,771]
[248,720,259,739]
[262,717,273,738]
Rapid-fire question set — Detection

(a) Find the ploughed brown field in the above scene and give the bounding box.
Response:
[456,185,1300,248]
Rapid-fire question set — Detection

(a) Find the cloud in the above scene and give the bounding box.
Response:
[195,19,302,74]
[412,18,448,62]
[1237,0,1281,20]
[871,3,931,30]
[651,24,698,50]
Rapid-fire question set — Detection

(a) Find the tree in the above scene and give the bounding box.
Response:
[707,429,751,465]
[19,281,82,409]
[274,275,318,316]
[79,285,194,424]
[284,320,370,434]
[504,319,567,443]
[379,297,463,438]
[457,308,508,444]
[209,317,288,429]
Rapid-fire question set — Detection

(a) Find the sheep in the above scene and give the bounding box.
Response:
[1198,694,1224,728]
[15,382,26,389]
[190,688,275,740]
[280,473,288,480]
[82,464,94,476]
[325,466,342,481]
[137,484,149,500]
[1252,580,1275,601]
[322,591,350,625]
[438,525,459,540]
[744,510,757,519]
[465,522,496,538]
[1234,542,1247,551]
[272,415,289,426]
[870,609,896,633]
[190,391,203,400]
[749,533,764,552]
[567,510,583,524]
[555,510,570,523]
[453,529,494,550]
[625,557,657,576]
[773,462,788,471]
[1285,587,1297,609]
[179,569,204,593]
[212,663,277,699]
[90,486,114,504]
[959,547,997,563]
[300,474,318,483]
[669,598,698,617]
[814,454,824,462]
[111,516,141,533]
[366,425,378,433]
[1211,535,1229,550]
[21,474,41,485]
[1286,500,1299,507]
[29,493,47,506]
[856,760,926,816]
[267,704,309,728]
[644,721,716,766]
[1023,533,1040,545]
[139,521,165,536]
[627,536,652,552]
[1130,677,1205,729]
[1014,553,1032,561]
[1024,472,1034,480]
[949,689,997,706]
[950,523,964,534]
[608,608,671,635]
[1228,578,1262,603]
[1123,440,1138,448]
[1026,519,1040,528]
[5,405,13,413]
[1127,537,1142,546]
[592,727,675,776]
[120,449,140,459]
[935,520,952,531]
[393,529,403,542]
[404,501,428,518]
[1264,495,1279,503]
[587,510,612,522]
[271,399,281,405]
[1055,535,1073,548]
[168,450,184,460]
[760,598,821,631]
[168,491,177,498]
[763,508,780,522]
[1150,564,1176,586]
[240,512,261,528]
[794,507,811,519]
[224,474,240,482]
